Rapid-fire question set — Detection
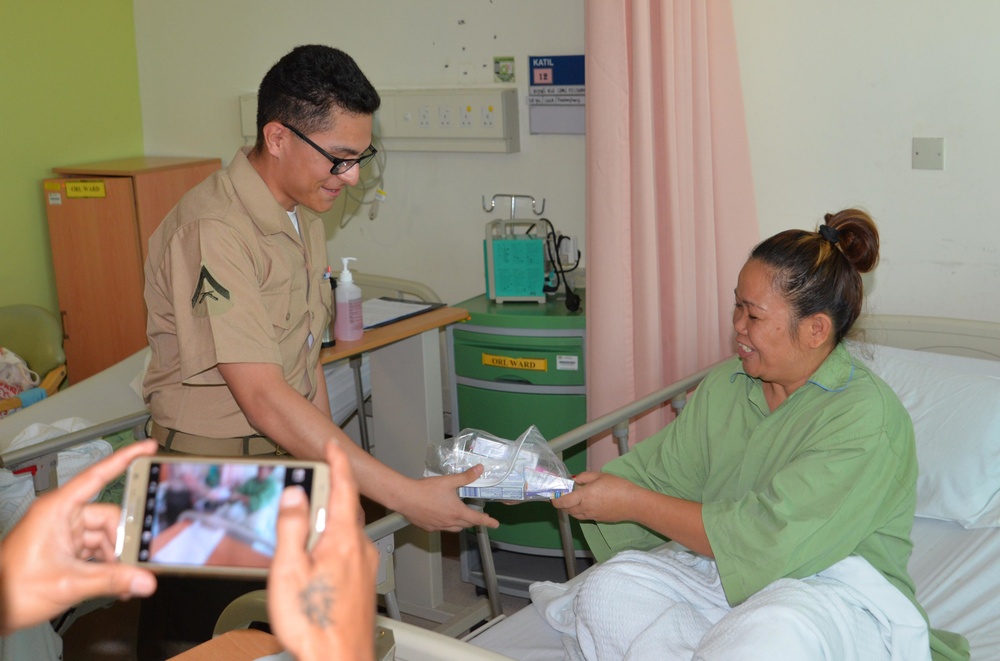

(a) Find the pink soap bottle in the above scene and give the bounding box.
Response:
[333,257,364,342]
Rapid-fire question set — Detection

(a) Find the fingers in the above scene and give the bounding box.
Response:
[550,489,580,510]
[80,502,125,547]
[61,440,158,503]
[571,471,600,485]
[324,442,361,528]
[273,486,310,570]
[79,563,157,604]
[466,508,499,529]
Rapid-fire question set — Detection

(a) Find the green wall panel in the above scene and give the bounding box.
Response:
[0,2,143,312]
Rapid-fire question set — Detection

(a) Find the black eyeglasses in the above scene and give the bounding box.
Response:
[281,123,377,175]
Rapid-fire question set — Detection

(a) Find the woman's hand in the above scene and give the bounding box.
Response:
[0,440,159,635]
[553,471,713,556]
[550,471,641,523]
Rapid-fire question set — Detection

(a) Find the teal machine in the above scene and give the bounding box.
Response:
[482,193,547,303]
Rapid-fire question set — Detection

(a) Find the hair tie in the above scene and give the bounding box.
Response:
[819,224,840,244]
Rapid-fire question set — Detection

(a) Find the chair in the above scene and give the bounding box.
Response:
[0,305,67,416]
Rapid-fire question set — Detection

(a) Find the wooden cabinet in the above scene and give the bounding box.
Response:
[43,157,221,383]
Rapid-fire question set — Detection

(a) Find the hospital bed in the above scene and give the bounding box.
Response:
[466,313,1000,659]
[3,313,998,659]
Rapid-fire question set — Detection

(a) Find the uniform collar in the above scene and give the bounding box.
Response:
[228,147,300,239]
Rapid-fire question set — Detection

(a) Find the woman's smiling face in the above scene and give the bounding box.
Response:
[732,259,814,392]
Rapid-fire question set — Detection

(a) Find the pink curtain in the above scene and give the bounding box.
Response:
[584,0,760,469]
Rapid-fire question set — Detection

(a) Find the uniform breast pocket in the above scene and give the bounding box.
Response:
[261,290,307,340]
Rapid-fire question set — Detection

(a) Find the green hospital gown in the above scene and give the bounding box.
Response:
[236,475,280,513]
[582,344,968,660]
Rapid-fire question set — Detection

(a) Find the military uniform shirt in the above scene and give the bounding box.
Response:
[143,147,333,438]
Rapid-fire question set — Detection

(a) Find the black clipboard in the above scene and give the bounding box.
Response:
[361,297,446,330]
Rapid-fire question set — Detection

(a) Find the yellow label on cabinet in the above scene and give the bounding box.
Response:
[65,180,106,198]
[43,181,62,191]
[481,352,547,371]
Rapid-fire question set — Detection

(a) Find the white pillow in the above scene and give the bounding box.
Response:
[858,344,1000,528]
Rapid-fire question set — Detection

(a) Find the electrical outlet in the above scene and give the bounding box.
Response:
[418,106,431,128]
[376,88,520,152]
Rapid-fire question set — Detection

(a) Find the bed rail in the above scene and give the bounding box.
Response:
[543,361,719,580]
[0,410,149,492]
[363,359,721,625]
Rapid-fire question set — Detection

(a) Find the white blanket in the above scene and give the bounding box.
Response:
[530,547,930,661]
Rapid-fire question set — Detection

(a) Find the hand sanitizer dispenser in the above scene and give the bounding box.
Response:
[334,257,364,341]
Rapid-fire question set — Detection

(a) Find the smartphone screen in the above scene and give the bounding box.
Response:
[118,457,327,577]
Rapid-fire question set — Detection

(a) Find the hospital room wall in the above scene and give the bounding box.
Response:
[131,2,1000,321]
[731,0,1000,324]
[0,2,144,313]
[131,0,586,306]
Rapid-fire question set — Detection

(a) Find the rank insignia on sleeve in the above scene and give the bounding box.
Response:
[191,265,233,317]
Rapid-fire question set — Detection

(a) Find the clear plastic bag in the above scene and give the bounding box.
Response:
[424,425,574,501]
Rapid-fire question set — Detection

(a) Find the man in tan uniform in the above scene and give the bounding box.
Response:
[143,45,496,534]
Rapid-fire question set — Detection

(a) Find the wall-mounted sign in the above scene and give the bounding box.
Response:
[527,54,585,135]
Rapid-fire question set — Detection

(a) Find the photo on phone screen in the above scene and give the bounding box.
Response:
[134,460,315,571]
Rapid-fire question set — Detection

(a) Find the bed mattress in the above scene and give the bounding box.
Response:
[469,516,1000,659]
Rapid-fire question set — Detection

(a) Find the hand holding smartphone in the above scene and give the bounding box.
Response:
[116,456,330,578]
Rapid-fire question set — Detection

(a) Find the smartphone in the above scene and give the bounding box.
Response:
[116,455,329,578]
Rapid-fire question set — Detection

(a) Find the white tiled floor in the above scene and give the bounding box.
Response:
[398,556,530,630]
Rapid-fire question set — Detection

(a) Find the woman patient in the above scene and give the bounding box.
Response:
[552,209,967,661]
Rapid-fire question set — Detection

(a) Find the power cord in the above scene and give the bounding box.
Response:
[529,218,582,312]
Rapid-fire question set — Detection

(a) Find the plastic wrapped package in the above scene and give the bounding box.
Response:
[425,426,574,501]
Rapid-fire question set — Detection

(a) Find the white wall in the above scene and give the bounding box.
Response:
[134,1,1000,322]
[133,0,585,306]
[732,0,1000,323]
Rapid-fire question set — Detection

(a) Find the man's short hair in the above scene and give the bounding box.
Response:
[255,45,380,149]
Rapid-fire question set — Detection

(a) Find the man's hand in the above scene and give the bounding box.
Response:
[394,466,500,532]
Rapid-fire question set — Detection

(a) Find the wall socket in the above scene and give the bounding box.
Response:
[376,88,519,153]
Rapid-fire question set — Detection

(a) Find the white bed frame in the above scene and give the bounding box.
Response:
[855,314,1000,360]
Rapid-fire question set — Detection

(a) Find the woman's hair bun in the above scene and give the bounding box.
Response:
[823,208,880,274]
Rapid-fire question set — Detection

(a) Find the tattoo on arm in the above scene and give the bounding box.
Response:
[299,577,335,629]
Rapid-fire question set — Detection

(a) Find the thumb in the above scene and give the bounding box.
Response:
[572,471,600,486]
[453,464,485,486]
[87,564,157,601]
[273,486,309,564]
